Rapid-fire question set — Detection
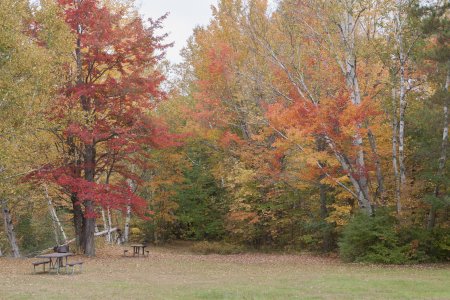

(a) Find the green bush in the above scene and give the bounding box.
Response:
[190,241,245,255]
[398,227,450,262]
[339,209,409,264]
[339,209,450,264]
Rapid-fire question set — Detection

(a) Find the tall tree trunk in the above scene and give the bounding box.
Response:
[395,0,408,213]
[368,129,385,204]
[103,173,113,243]
[428,70,449,229]
[66,133,83,249]
[82,143,96,256]
[340,7,372,214]
[44,185,68,244]
[398,42,407,189]
[124,204,131,243]
[71,193,83,250]
[392,88,402,213]
[1,199,20,258]
[50,208,60,245]
[75,9,96,256]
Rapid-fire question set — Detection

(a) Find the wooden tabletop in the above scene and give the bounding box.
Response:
[36,252,74,258]
[130,244,145,247]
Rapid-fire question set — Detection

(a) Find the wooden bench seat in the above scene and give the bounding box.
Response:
[32,260,50,274]
[66,261,83,275]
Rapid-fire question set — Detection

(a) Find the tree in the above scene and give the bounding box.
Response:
[245,0,390,214]
[36,0,174,256]
[0,0,71,257]
[411,1,449,228]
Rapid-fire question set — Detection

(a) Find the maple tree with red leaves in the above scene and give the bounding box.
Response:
[32,0,177,256]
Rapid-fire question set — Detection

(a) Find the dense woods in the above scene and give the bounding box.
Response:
[0,0,448,263]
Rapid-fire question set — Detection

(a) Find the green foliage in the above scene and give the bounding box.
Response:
[16,213,54,256]
[16,214,38,252]
[190,241,245,255]
[339,209,410,264]
[339,209,450,264]
[174,150,228,241]
[398,227,450,262]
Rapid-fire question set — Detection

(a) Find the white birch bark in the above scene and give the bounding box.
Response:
[393,0,410,213]
[124,178,136,243]
[51,210,59,245]
[124,204,131,243]
[101,208,110,243]
[396,5,407,188]
[1,199,20,257]
[339,5,372,214]
[107,207,113,243]
[44,185,67,243]
[392,88,402,213]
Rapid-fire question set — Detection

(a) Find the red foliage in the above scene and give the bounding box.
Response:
[35,0,180,218]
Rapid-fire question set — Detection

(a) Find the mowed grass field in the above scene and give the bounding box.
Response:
[0,244,449,300]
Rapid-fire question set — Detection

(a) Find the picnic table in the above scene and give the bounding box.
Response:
[35,252,74,274]
[130,244,147,256]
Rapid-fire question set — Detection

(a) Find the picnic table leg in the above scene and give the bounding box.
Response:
[50,258,56,271]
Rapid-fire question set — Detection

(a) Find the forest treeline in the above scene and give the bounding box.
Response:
[0,0,448,263]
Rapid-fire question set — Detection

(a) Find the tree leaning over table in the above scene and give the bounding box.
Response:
[35,0,176,256]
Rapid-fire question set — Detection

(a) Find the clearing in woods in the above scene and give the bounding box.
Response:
[0,243,449,300]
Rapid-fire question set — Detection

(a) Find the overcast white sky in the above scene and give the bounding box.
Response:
[137,0,277,64]
[137,0,217,63]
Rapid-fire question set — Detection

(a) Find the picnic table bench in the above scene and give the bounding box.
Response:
[33,252,82,275]
[123,244,149,257]
[32,260,51,274]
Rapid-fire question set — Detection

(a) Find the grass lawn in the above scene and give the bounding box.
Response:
[0,243,448,300]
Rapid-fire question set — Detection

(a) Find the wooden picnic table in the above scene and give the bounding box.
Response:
[130,244,146,256]
[35,252,74,274]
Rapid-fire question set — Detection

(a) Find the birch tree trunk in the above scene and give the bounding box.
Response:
[107,207,113,243]
[368,129,385,204]
[0,246,2,256]
[101,208,110,243]
[339,6,372,214]
[1,199,20,257]
[392,88,402,212]
[124,204,131,243]
[124,178,136,243]
[428,70,449,229]
[44,185,68,244]
[394,0,409,212]
[51,210,59,245]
